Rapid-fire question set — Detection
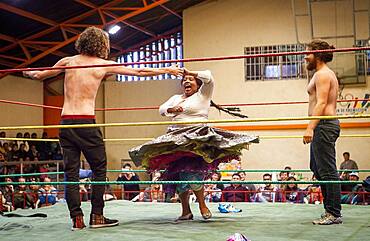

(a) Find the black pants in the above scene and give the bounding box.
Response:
[59,118,106,218]
[310,119,341,217]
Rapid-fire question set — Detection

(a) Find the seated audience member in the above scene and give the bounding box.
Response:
[52,147,63,160]
[239,171,256,195]
[0,190,13,212]
[0,177,15,211]
[305,175,322,204]
[39,163,49,180]
[341,172,363,205]
[28,144,39,160]
[223,173,249,202]
[18,143,28,159]
[278,171,289,189]
[103,177,117,201]
[0,143,5,154]
[38,132,51,160]
[204,178,222,202]
[9,144,20,161]
[278,176,304,203]
[138,176,164,202]
[210,172,224,190]
[2,143,11,161]
[13,177,36,209]
[361,176,370,205]
[79,162,92,201]
[15,133,26,151]
[38,177,58,206]
[0,131,7,146]
[23,156,36,174]
[79,178,90,202]
[23,132,30,151]
[255,173,278,203]
[29,132,38,147]
[28,178,40,204]
[0,153,6,174]
[116,163,140,200]
[284,165,297,179]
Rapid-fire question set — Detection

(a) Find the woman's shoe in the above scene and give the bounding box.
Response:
[175,213,193,221]
[201,209,212,220]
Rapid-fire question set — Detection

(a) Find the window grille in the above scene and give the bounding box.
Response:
[244,44,306,81]
[117,32,183,82]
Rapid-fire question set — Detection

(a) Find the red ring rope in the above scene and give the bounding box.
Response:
[0,47,369,74]
[0,99,368,111]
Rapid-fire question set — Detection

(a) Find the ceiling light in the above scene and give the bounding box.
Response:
[108,25,121,35]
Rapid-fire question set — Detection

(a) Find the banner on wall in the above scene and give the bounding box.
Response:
[337,93,369,115]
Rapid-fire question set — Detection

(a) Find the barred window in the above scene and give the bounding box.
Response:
[117,32,183,82]
[355,40,370,76]
[244,44,306,81]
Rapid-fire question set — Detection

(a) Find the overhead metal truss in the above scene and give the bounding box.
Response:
[0,0,187,80]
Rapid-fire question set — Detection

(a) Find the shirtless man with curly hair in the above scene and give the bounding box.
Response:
[24,26,183,230]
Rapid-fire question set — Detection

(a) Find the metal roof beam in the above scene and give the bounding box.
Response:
[0,0,170,79]
[0,2,58,26]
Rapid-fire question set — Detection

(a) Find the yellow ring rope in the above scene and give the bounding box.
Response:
[0,114,369,130]
[1,134,369,143]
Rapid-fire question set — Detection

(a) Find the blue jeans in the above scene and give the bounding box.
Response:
[310,119,341,218]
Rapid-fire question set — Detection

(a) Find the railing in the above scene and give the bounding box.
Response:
[1,160,64,186]
[2,189,368,212]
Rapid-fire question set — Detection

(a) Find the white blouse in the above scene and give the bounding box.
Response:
[159,70,214,127]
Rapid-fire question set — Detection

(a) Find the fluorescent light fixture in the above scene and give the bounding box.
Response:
[108,25,121,35]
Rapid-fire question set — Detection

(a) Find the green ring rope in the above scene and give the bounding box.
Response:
[0,180,363,185]
[1,169,368,178]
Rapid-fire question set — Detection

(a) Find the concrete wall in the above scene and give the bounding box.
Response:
[180,0,370,180]
[102,0,369,180]
[0,75,43,137]
[1,0,369,181]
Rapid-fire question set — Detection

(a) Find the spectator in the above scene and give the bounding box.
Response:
[204,178,222,202]
[9,144,19,161]
[2,143,11,161]
[15,132,24,148]
[28,144,39,160]
[339,152,358,175]
[305,175,322,204]
[239,171,256,196]
[23,132,30,152]
[29,132,38,147]
[278,171,289,189]
[38,177,58,206]
[0,131,7,146]
[79,178,90,202]
[103,177,117,201]
[139,176,164,202]
[255,173,278,203]
[28,178,40,202]
[52,147,63,160]
[13,177,36,209]
[0,190,13,212]
[0,152,6,174]
[223,173,249,202]
[38,132,51,160]
[284,165,297,178]
[116,163,140,200]
[18,143,28,159]
[341,172,362,204]
[0,177,15,211]
[279,176,304,203]
[0,143,5,155]
[39,163,49,180]
[23,156,36,174]
[210,172,224,190]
